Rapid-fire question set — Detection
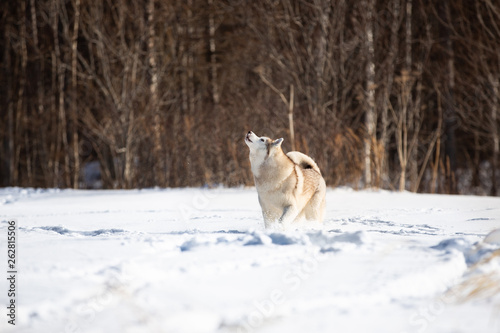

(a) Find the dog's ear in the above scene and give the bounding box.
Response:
[272,138,284,147]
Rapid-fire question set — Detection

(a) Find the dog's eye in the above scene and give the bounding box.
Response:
[260,139,264,142]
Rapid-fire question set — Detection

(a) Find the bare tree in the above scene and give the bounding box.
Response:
[71,0,81,188]
[52,0,71,187]
[377,0,401,188]
[207,0,219,105]
[363,0,376,188]
[3,8,15,186]
[489,72,499,196]
[438,0,458,194]
[147,0,165,186]
[15,0,28,186]
[1,0,499,194]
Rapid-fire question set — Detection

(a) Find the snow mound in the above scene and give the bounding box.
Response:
[484,228,500,245]
[432,230,500,266]
[178,230,370,254]
[431,237,472,254]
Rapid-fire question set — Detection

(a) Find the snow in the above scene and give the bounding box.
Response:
[1,187,499,333]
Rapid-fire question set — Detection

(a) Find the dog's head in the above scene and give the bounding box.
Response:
[245,131,283,158]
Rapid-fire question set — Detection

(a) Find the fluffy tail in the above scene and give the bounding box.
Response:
[286,151,322,175]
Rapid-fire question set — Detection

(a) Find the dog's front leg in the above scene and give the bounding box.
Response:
[279,205,299,228]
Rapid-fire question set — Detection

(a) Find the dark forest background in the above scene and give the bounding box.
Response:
[1,0,499,195]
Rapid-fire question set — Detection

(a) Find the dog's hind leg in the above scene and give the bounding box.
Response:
[304,184,326,222]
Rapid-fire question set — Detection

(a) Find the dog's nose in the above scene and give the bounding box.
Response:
[247,131,252,135]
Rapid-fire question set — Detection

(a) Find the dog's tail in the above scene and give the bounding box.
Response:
[286,151,322,175]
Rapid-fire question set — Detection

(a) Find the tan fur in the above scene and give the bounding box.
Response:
[245,131,326,229]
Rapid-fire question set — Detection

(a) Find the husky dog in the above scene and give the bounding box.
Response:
[245,131,326,229]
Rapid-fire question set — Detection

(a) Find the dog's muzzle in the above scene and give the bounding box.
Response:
[246,131,253,143]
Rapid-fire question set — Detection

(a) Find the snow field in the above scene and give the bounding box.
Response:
[0,187,499,333]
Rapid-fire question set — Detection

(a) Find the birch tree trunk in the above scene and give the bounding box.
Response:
[148,0,164,186]
[208,0,219,105]
[364,0,376,188]
[490,73,499,196]
[398,0,413,192]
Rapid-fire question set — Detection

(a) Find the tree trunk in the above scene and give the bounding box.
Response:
[439,0,458,194]
[15,0,28,186]
[288,84,295,151]
[431,85,443,194]
[71,0,81,188]
[379,0,400,189]
[364,0,376,188]
[314,0,330,122]
[148,0,164,186]
[490,73,499,196]
[207,0,219,105]
[31,0,51,185]
[406,0,419,192]
[4,15,14,186]
[52,0,70,187]
[51,50,59,187]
